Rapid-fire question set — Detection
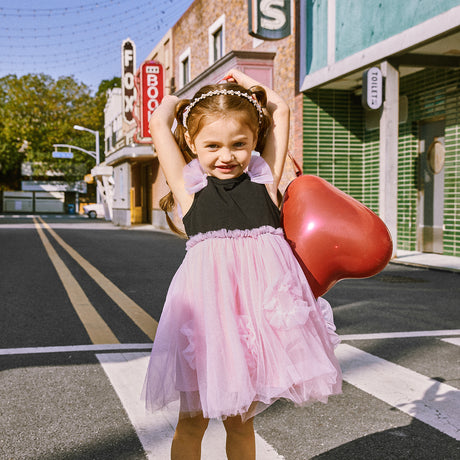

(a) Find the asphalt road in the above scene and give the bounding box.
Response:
[0,214,459,459]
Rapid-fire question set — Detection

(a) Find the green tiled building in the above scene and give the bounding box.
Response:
[299,0,460,257]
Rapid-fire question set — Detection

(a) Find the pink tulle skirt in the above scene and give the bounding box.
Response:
[142,226,342,421]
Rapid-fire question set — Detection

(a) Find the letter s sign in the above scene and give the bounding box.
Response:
[248,0,291,40]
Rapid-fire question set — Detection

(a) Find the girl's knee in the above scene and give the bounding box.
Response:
[223,415,254,435]
[176,413,209,438]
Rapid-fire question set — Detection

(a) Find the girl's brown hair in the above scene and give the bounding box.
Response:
[159,82,272,237]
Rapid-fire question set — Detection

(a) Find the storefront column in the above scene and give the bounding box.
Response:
[379,60,399,257]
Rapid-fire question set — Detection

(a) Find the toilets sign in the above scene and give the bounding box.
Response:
[362,67,383,110]
[139,61,164,139]
[248,0,291,40]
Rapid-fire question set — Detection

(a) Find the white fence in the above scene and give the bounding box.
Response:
[3,191,65,213]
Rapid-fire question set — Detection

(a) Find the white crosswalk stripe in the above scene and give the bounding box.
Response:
[97,352,284,460]
[336,344,460,441]
[442,337,460,346]
[96,337,460,458]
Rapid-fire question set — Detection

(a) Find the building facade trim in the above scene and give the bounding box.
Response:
[327,0,336,66]
[106,145,154,167]
[176,50,276,98]
[300,5,460,91]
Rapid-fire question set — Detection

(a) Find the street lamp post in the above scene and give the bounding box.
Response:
[73,125,100,166]
[73,124,100,203]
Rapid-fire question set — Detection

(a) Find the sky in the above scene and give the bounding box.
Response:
[0,0,194,93]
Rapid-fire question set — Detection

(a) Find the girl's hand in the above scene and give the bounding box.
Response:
[148,94,193,215]
[149,95,179,131]
[224,69,290,195]
[224,68,289,114]
[223,69,258,90]
[218,75,236,84]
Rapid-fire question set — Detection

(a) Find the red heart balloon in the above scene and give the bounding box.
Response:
[281,175,393,297]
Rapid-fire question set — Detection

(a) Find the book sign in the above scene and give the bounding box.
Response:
[139,61,164,139]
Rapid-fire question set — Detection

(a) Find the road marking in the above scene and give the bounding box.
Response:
[340,329,460,341]
[0,224,44,229]
[33,218,119,345]
[97,345,460,458]
[2,330,457,356]
[0,223,119,230]
[441,337,460,346]
[336,343,460,440]
[0,343,152,355]
[97,352,285,460]
[38,217,158,341]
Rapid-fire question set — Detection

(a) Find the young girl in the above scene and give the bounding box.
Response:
[143,69,342,460]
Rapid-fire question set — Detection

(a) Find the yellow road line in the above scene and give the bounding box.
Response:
[38,217,158,341]
[33,218,119,345]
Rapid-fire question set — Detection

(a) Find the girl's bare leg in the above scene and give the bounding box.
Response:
[223,415,256,460]
[171,412,209,460]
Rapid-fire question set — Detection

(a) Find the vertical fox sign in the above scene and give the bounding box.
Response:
[122,38,136,123]
[139,61,164,140]
[248,0,291,40]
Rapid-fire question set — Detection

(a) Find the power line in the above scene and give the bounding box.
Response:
[1,17,175,53]
[1,9,178,42]
[0,0,193,87]
[0,0,162,17]
[0,0,118,13]
[1,0,161,33]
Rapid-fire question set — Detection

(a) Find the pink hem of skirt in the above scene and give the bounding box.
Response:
[143,225,342,421]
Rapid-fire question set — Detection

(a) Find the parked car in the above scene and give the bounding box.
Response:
[83,203,105,219]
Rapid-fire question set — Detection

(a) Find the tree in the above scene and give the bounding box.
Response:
[84,76,121,164]
[0,74,120,189]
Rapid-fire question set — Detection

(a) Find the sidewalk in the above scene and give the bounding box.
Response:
[392,250,460,273]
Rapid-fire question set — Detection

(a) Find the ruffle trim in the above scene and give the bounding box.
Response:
[264,272,313,329]
[179,320,197,370]
[316,297,341,349]
[186,225,284,250]
[183,155,273,194]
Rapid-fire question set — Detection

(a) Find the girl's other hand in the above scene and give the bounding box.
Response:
[161,94,180,106]
[217,75,236,84]
[149,95,179,131]
[223,69,258,89]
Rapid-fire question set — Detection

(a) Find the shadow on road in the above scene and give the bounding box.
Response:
[311,421,458,460]
[312,378,459,460]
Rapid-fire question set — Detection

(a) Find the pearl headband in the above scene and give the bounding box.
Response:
[182,89,263,129]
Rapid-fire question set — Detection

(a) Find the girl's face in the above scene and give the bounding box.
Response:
[186,115,257,180]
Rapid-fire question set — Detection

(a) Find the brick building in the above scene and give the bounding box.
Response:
[169,0,302,167]
[145,0,300,229]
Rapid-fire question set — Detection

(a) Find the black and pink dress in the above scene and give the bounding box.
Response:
[142,156,342,421]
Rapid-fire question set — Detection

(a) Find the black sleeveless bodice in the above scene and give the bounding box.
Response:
[182,173,280,237]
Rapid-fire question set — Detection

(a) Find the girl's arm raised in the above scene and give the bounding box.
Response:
[149,96,193,211]
[225,69,290,191]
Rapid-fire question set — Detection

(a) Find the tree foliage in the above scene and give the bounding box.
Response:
[0,73,120,189]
